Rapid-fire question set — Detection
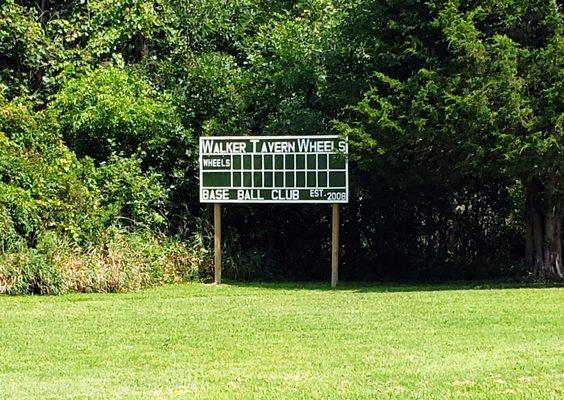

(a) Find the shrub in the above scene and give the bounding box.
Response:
[0,97,97,243]
[0,95,211,295]
[50,66,190,166]
[92,156,166,231]
[0,248,63,295]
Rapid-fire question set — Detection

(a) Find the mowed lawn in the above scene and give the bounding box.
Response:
[0,283,563,399]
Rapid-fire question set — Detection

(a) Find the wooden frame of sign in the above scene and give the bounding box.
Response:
[199,135,348,287]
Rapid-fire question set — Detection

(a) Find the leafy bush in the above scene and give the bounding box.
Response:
[0,97,96,244]
[0,95,210,295]
[50,66,190,166]
[92,155,166,231]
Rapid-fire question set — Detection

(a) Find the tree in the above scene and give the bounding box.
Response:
[338,0,562,279]
[438,0,563,278]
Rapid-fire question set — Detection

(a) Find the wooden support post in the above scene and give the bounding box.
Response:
[331,203,339,288]
[214,203,222,284]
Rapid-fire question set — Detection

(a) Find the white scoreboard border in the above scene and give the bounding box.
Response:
[199,135,349,204]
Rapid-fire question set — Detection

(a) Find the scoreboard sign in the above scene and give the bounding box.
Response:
[199,136,348,203]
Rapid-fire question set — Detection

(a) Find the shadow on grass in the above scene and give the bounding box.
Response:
[221,280,564,293]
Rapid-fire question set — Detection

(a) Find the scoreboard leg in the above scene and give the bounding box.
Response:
[214,203,222,284]
[331,204,340,288]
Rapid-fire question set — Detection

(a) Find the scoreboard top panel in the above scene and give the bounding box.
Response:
[199,135,348,203]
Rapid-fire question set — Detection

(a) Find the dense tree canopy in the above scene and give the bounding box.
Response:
[0,0,562,284]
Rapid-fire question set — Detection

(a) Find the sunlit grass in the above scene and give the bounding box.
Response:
[1,282,563,399]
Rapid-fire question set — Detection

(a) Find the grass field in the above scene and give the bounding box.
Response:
[0,282,563,399]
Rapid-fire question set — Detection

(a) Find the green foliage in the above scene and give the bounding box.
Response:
[50,66,189,164]
[0,94,166,244]
[0,96,96,244]
[0,1,52,100]
[93,156,166,230]
[87,0,177,62]
[0,247,63,295]
[173,52,247,136]
[0,0,562,288]
[334,0,561,278]
[0,95,203,294]
[241,2,340,135]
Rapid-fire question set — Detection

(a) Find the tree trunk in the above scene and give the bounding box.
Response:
[543,197,563,278]
[525,177,563,279]
[525,184,535,267]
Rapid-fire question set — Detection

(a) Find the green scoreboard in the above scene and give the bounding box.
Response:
[199,136,348,203]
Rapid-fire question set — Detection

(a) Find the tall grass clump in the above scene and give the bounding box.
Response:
[0,230,211,295]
